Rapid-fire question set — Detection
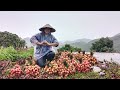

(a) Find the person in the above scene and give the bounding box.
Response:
[30,24,59,68]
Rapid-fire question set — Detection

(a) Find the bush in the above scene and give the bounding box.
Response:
[90,37,114,52]
[58,44,81,52]
[0,46,34,61]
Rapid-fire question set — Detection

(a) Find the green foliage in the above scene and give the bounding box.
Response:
[0,46,18,61]
[0,46,34,61]
[0,31,26,49]
[58,44,81,52]
[67,72,99,79]
[18,48,34,59]
[90,37,114,52]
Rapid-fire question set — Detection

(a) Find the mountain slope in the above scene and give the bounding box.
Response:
[62,39,91,44]
[74,38,91,43]
[110,33,120,52]
[68,33,120,52]
[24,37,33,47]
[86,33,120,52]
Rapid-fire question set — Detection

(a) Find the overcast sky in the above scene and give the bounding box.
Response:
[0,11,120,41]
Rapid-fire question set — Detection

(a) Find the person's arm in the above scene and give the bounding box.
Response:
[45,41,59,47]
[30,33,44,46]
[49,43,59,47]
[35,41,44,46]
[45,35,59,47]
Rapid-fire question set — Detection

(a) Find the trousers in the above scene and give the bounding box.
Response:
[36,51,55,68]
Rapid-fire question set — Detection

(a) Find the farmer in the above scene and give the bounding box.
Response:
[30,24,59,68]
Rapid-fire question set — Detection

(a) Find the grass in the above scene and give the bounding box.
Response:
[67,72,99,79]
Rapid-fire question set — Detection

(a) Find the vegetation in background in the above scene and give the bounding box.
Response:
[0,46,34,61]
[0,31,26,49]
[90,37,114,52]
[58,44,81,52]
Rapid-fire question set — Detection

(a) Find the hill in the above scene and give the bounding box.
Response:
[24,37,33,47]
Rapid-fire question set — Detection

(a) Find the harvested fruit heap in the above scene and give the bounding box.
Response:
[43,51,97,78]
[2,51,97,79]
[25,65,41,78]
[0,61,10,71]
[8,64,23,78]
[3,64,41,79]
[73,52,97,65]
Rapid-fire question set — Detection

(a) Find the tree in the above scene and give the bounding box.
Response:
[0,31,26,49]
[90,37,114,52]
[20,40,26,49]
[58,44,81,52]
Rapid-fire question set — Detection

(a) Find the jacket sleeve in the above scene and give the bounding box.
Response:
[52,35,59,47]
[30,33,40,44]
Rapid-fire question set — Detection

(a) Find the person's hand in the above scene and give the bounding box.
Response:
[42,40,48,44]
[43,40,51,46]
[37,41,44,46]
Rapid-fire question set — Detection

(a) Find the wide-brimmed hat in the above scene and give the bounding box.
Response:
[39,24,56,32]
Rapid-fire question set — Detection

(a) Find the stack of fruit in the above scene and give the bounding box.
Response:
[8,64,23,78]
[25,65,41,78]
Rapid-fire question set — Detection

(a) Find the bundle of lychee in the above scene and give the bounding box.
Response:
[8,64,23,78]
[25,65,40,78]
[43,51,94,77]
[76,60,91,73]
[73,52,97,65]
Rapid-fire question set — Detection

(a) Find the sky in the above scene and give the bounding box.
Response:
[0,11,120,42]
